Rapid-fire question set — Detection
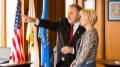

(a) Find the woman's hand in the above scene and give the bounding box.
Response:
[70,64,73,67]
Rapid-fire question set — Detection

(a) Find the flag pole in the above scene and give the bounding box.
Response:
[21,0,25,62]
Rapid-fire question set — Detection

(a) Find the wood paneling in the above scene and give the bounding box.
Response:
[105,0,120,60]
[56,0,65,18]
[34,0,42,18]
[47,0,56,58]
[78,0,83,7]
[96,64,105,67]
[95,0,105,60]
[1,0,6,47]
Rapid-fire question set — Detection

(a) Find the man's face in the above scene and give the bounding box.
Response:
[67,7,77,25]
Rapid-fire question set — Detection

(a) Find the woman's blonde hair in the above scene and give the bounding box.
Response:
[80,9,97,26]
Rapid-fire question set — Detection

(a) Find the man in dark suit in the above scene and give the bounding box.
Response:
[24,4,85,67]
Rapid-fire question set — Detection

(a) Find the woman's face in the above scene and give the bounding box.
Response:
[80,14,89,27]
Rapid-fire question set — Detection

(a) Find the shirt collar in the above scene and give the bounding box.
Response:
[74,22,80,27]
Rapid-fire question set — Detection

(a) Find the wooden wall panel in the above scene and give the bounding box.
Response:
[105,0,120,60]
[95,0,105,60]
[1,0,6,47]
[78,0,83,7]
[56,0,65,18]
[34,0,42,18]
[47,0,56,57]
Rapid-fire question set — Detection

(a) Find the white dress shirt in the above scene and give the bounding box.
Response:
[73,22,80,35]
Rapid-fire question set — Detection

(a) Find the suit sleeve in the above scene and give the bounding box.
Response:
[36,17,68,31]
[38,19,61,31]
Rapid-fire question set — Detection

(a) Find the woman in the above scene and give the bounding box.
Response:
[70,9,99,67]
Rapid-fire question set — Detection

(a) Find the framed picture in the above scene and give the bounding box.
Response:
[108,0,120,21]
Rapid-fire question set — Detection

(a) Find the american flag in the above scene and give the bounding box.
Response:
[12,0,25,63]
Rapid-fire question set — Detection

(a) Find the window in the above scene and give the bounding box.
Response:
[6,0,17,48]
[0,0,2,47]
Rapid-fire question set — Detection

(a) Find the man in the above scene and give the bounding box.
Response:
[24,4,85,67]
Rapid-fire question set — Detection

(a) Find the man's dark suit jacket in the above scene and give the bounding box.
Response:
[37,18,85,67]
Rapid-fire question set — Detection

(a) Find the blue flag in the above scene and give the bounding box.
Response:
[38,0,51,67]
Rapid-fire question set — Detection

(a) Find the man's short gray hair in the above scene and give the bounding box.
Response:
[69,4,82,16]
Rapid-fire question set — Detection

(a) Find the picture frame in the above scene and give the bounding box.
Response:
[108,0,120,21]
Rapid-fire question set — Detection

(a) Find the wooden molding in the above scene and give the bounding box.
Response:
[1,0,6,47]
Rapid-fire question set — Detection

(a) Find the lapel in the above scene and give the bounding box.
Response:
[61,22,71,45]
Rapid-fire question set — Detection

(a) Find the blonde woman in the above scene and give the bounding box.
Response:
[70,9,99,67]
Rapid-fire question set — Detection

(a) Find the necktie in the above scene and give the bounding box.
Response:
[69,25,74,42]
